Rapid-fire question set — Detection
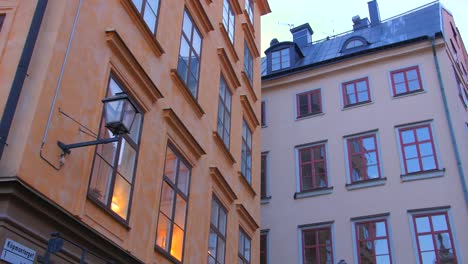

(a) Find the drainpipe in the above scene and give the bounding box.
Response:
[431,35,468,208]
[0,0,48,158]
[40,0,82,170]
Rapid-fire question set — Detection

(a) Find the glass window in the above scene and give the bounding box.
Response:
[260,232,268,264]
[347,134,381,183]
[271,48,290,71]
[345,39,365,49]
[223,0,235,43]
[208,196,227,264]
[241,120,253,183]
[238,229,251,264]
[390,66,423,96]
[156,145,191,261]
[296,89,322,118]
[261,152,268,198]
[244,0,253,25]
[298,144,327,191]
[217,76,232,149]
[177,10,202,99]
[355,220,392,263]
[342,78,371,107]
[302,227,333,264]
[244,42,254,84]
[131,0,160,33]
[0,14,5,32]
[398,124,438,174]
[261,101,266,127]
[412,212,458,263]
[88,75,142,221]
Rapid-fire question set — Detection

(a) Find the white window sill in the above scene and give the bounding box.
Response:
[295,112,325,121]
[401,169,445,182]
[294,187,333,200]
[346,177,387,191]
[392,90,426,99]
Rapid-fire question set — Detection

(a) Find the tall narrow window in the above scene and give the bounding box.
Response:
[260,152,268,199]
[412,211,458,263]
[260,231,268,264]
[244,0,253,25]
[302,227,333,264]
[156,145,191,262]
[131,0,160,33]
[217,76,232,148]
[296,89,322,118]
[347,134,381,183]
[454,69,468,108]
[355,219,392,263]
[241,120,253,183]
[88,74,143,222]
[398,124,438,174]
[208,196,227,264]
[261,101,266,127]
[244,42,253,84]
[0,14,5,32]
[238,229,251,264]
[223,0,235,43]
[390,66,423,96]
[342,78,370,107]
[271,48,290,71]
[177,10,202,99]
[298,144,327,191]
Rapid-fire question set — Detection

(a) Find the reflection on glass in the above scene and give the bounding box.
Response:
[401,130,415,144]
[416,217,431,232]
[111,175,131,219]
[418,235,435,251]
[432,215,448,231]
[171,225,184,261]
[117,138,136,182]
[208,229,217,257]
[177,162,190,195]
[164,148,177,183]
[156,214,171,250]
[174,194,187,229]
[160,183,174,217]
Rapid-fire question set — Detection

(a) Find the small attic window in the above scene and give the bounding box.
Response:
[342,37,368,52]
[272,48,290,71]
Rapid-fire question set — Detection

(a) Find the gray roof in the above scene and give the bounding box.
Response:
[262,2,442,77]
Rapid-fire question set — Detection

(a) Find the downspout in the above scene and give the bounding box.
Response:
[40,0,82,170]
[0,0,48,158]
[431,35,468,208]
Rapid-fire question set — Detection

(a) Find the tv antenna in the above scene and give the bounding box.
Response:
[278,22,294,29]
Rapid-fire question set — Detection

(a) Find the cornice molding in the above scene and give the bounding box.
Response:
[210,167,238,204]
[240,95,260,130]
[186,0,214,37]
[218,48,240,92]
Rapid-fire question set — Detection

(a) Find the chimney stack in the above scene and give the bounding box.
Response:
[368,0,381,26]
[290,23,313,48]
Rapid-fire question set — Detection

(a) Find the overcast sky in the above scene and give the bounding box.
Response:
[260,0,468,53]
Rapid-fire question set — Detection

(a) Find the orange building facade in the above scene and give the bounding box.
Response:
[0,0,269,263]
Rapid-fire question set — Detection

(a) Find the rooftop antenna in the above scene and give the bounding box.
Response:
[278,22,294,29]
[323,20,335,39]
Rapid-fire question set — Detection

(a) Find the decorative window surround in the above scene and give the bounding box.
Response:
[240,95,260,129]
[210,167,238,205]
[242,23,260,58]
[241,71,258,102]
[219,24,240,62]
[185,0,214,37]
[170,69,205,117]
[213,132,236,164]
[236,203,259,235]
[218,48,240,89]
[238,171,256,198]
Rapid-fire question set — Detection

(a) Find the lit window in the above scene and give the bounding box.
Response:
[296,89,322,118]
[208,196,227,264]
[298,143,328,191]
[398,124,438,174]
[271,48,290,71]
[301,226,333,264]
[390,66,423,96]
[346,133,381,183]
[342,78,370,107]
[131,0,160,33]
[223,0,235,43]
[238,229,251,264]
[244,42,253,84]
[177,10,202,99]
[88,74,143,221]
[241,120,252,183]
[355,219,392,263]
[260,231,268,264]
[412,211,458,263]
[217,76,232,148]
[245,0,253,25]
[260,152,268,199]
[155,145,191,261]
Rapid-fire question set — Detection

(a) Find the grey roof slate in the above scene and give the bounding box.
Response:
[262,2,442,77]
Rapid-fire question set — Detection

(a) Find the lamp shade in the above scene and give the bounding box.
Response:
[102,93,137,135]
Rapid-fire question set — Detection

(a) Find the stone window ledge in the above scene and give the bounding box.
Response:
[294,187,333,200]
[401,169,445,182]
[346,177,387,191]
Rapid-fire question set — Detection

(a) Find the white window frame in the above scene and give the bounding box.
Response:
[387,64,427,99]
[339,75,374,110]
[297,222,335,264]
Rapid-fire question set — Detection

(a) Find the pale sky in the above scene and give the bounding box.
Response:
[260,0,468,54]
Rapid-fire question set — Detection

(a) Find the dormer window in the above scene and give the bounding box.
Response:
[342,36,368,52]
[272,48,290,71]
[345,39,365,49]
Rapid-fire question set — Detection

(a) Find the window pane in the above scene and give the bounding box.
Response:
[190,55,200,77]
[238,233,244,254]
[171,224,184,261]
[244,238,251,261]
[376,255,391,264]
[182,12,192,35]
[374,239,389,255]
[111,174,131,219]
[117,139,136,183]
[177,162,190,195]
[217,238,225,263]
[393,72,404,83]
[416,127,430,141]
[419,142,434,156]
[89,157,113,203]
[208,229,217,258]
[366,152,378,166]
[421,251,436,264]
[418,235,435,251]
[298,95,309,115]
[407,69,418,80]
[395,83,406,94]
[188,73,198,97]
[432,215,448,231]
[421,156,436,170]
[435,233,453,251]
[415,217,430,232]
[356,81,367,92]
[174,194,187,229]
[318,230,331,244]
[160,182,174,217]
[129,113,142,142]
[304,231,316,246]
[156,214,171,250]
[219,208,227,236]
[132,0,143,11]
[375,221,387,237]
[407,158,421,173]
[193,31,202,54]
[211,199,219,226]
[304,248,315,264]
[404,145,418,159]
[358,91,369,102]
[143,3,156,33]
[208,256,216,264]
[362,137,375,150]
[408,80,420,91]
[367,165,379,179]
[179,37,190,61]
[164,148,177,183]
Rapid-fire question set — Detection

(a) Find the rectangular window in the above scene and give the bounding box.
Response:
[296,89,322,118]
[390,66,423,96]
[155,145,191,262]
[244,42,253,84]
[244,0,254,25]
[342,77,370,107]
[261,152,268,199]
[208,196,227,264]
[302,227,333,264]
[298,144,327,191]
[412,211,458,263]
[0,14,5,32]
[222,0,235,43]
[260,231,268,264]
[177,10,202,99]
[238,229,251,264]
[271,48,290,71]
[88,74,143,222]
[217,76,232,148]
[398,124,438,174]
[454,69,468,108]
[347,134,381,183]
[261,100,266,127]
[130,0,160,33]
[355,219,392,263]
[241,120,253,183]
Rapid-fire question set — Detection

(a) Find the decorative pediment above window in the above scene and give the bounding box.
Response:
[218,48,240,92]
[240,95,260,130]
[236,204,259,236]
[210,167,238,205]
[186,0,214,37]
[242,23,260,58]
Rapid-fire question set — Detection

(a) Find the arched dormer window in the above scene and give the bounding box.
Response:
[342,36,368,52]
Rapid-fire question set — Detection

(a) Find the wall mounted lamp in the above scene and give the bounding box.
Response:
[57,93,137,154]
